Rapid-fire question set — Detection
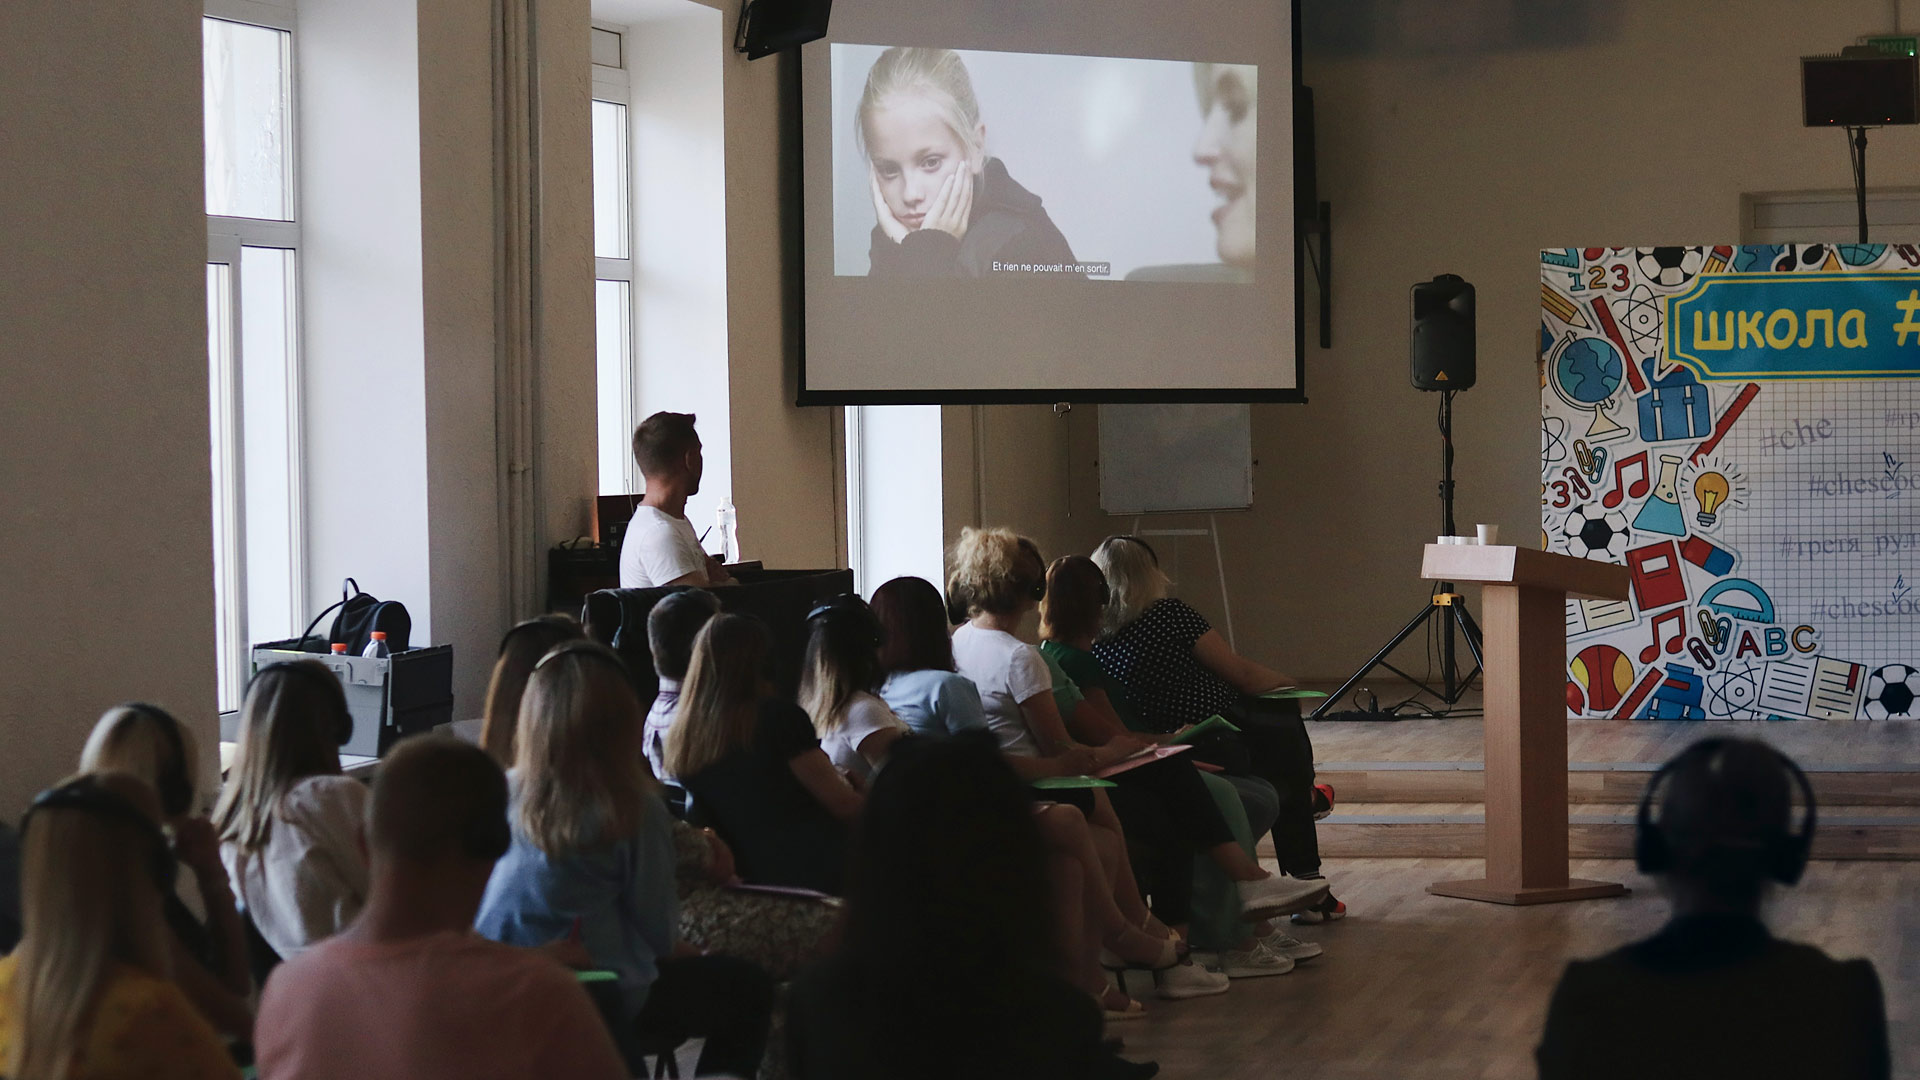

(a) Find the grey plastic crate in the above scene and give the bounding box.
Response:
[231,641,455,758]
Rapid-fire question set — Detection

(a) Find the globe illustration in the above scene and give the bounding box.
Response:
[1552,337,1624,407]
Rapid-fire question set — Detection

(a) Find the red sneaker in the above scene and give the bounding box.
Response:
[1312,783,1336,820]
[1291,893,1347,925]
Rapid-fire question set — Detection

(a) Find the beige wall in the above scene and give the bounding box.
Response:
[0,1,214,815]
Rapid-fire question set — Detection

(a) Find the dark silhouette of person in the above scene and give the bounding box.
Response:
[1537,737,1889,1080]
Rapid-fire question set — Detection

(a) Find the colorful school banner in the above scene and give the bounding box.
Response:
[1541,244,1920,720]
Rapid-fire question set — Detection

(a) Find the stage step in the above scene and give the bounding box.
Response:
[1315,761,1920,807]
[1289,803,1920,861]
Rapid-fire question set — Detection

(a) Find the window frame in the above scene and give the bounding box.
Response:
[593,21,640,496]
[205,0,306,712]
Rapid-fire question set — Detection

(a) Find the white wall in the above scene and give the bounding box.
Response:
[850,405,945,592]
[628,7,736,546]
[0,0,215,814]
[298,0,434,641]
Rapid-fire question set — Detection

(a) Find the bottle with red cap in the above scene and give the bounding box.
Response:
[361,631,391,660]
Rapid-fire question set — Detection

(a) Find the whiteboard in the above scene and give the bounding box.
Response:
[1098,404,1253,514]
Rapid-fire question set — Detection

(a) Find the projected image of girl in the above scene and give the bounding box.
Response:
[1193,62,1256,272]
[856,47,1079,277]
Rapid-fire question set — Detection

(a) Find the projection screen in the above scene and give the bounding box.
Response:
[797,0,1301,403]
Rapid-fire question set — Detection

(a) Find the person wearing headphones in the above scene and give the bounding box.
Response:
[800,595,910,786]
[256,737,627,1080]
[1,773,240,1080]
[214,661,370,961]
[1536,737,1890,1080]
[81,705,255,1040]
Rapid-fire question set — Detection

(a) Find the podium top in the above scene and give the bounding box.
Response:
[1420,544,1629,601]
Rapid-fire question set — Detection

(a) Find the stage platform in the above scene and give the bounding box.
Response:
[1299,718,1920,860]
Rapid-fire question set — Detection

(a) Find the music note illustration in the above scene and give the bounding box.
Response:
[1639,607,1687,664]
[1601,451,1651,509]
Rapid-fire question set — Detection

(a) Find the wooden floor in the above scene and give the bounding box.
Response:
[1117,858,1920,1079]
[1308,716,1920,766]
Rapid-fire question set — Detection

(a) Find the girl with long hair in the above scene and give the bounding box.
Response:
[854,47,1077,278]
[1,773,238,1080]
[81,705,255,1038]
[214,661,370,959]
[667,615,859,895]
[476,641,773,1078]
[1091,534,1342,923]
[479,614,586,766]
[799,595,908,785]
[788,735,1156,1080]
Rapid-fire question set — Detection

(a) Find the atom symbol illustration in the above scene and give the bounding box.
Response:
[1705,660,1763,719]
[1622,284,1662,354]
[1542,416,1569,466]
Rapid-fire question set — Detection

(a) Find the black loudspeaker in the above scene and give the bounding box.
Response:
[1411,274,1475,391]
[1803,51,1920,126]
[734,0,831,60]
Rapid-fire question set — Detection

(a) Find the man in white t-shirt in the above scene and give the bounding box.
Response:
[619,411,736,589]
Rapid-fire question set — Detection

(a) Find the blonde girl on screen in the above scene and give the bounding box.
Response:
[855,46,1079,277]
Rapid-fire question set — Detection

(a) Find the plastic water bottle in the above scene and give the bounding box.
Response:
[715,496,739,564]
[362,631,391,659]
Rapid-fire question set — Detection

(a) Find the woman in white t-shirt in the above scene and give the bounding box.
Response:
[799,595,909,786]
[947,528,1228,1011]
[214,662,370,962]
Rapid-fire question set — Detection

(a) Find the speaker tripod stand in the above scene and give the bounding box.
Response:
[1313,389,1484,718]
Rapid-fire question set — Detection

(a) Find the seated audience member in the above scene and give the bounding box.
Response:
[256,737,627,1080]
[480,614,586,767]
[871,575,991,736]
[1537,738,1889,1080]
[1,773,239,1080]
[215,661,370,960]
[645,588,723,780]
[620,411,734,589]
[477,641,773,1077]
[947,527,1244,1004]
[1041,556,1318,972]
[80,705,255,1038]
[667,615,859,895]
[865,572,1198,1013]
[1091,535,1342,923]
[800,595,909,785]
[788,734,1157,1080]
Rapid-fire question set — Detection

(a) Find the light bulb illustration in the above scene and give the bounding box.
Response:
[1693,471,1730,527]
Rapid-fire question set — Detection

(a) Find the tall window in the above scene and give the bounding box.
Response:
[204,5,303,711]
[593,25,637,495]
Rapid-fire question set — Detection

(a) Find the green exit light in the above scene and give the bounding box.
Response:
[1866,35,1919,57]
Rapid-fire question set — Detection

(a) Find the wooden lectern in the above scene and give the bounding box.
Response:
[1420,544,1631,906]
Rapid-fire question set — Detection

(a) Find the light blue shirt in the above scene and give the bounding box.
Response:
[879,669,990,738]
[476,780,677,1020]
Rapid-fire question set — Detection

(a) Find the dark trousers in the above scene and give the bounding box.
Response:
[1226,698,1322,877]
[631,954,775,1078]
[1105,756,1235,925]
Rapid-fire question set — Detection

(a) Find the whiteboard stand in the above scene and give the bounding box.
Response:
[1132,516,1236,651]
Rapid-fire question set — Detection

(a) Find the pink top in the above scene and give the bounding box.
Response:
[256,931,627,1080]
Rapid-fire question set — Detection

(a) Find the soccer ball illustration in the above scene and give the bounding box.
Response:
[1636,246,1705,288]
[1560,508,1631,561]
[1864,664,1920,719]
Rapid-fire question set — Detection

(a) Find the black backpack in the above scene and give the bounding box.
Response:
[297,578,412,656]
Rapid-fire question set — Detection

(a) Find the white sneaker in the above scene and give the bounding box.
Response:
[1194,943,1294,979]
[1154,961,1231,1000]
[1237,874,1333,919]
[1256,929,1323,962]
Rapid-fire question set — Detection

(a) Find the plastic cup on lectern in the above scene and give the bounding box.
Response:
[1476,524,1498,546]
